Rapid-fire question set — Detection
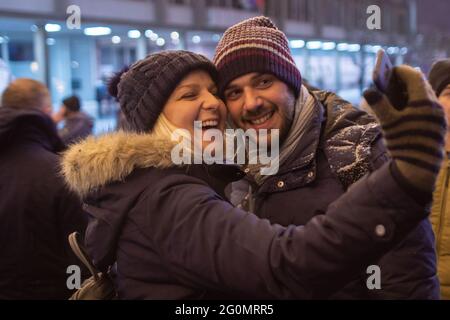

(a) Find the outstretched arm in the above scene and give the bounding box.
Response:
[147,161,429,299]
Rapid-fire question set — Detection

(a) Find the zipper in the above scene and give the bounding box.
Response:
[436,161,450,256]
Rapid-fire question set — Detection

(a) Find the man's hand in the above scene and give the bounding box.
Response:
[364,65,447,193]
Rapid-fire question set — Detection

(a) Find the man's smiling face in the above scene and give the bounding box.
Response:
[223,72,296,146]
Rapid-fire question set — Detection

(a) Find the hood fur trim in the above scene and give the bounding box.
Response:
[61,131,178,197]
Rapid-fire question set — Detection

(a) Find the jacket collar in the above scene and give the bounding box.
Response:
[0,107,65,152]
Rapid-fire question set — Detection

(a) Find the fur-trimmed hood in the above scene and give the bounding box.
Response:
[61,131,178,197]
[61,130,243,274]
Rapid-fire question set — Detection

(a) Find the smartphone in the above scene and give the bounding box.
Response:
[372,49,408,109]
[373,49,393,93]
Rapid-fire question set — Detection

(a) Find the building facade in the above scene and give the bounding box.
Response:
[0,0,447,132]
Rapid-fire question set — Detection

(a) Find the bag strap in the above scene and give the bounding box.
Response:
[68,232,100,281]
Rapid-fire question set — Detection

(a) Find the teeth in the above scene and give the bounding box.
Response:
[250,112,272,125]
[201,120,218,128]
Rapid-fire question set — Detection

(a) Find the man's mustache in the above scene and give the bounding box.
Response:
[241,105,275,121]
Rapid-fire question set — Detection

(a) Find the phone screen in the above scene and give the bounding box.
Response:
[371,49,408,109]
[373,49,392,93]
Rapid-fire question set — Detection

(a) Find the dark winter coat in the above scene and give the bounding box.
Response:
[0,107,87,299]
[61,130,430,299]
[230,90,439,299]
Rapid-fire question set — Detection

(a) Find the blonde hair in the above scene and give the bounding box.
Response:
[150,113,195,151]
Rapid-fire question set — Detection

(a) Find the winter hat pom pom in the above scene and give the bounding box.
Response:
[108,66,129,99]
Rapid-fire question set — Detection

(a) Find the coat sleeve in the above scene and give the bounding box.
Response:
[366,136,440,299]
[368,135,390,171]
[146,162,430,299]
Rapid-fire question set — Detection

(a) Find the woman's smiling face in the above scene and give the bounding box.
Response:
[163,70,227,150]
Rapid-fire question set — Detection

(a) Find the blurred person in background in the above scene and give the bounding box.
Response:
[0,78,86,299]
[95,77,115,118]
[53,95,93,145]
[95,79,107,118]
[429,58,450,299]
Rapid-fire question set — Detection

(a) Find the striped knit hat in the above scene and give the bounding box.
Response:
[110,50,217,132]
[213,16,301,97]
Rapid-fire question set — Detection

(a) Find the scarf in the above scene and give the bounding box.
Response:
[246,85,317,184]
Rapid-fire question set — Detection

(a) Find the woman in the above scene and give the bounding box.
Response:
[62,50,430,299]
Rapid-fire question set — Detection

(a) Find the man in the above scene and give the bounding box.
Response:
[213,16,441,299]
[429,58,450,299]
[0,78,86,299]
[53,95,93,145]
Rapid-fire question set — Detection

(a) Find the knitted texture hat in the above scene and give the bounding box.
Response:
[213,16,301,97]
[428,58,450,97]
[111,50,217,132]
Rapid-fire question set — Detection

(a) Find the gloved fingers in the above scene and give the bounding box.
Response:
[363,87,396,123]
[393,65,436,102]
